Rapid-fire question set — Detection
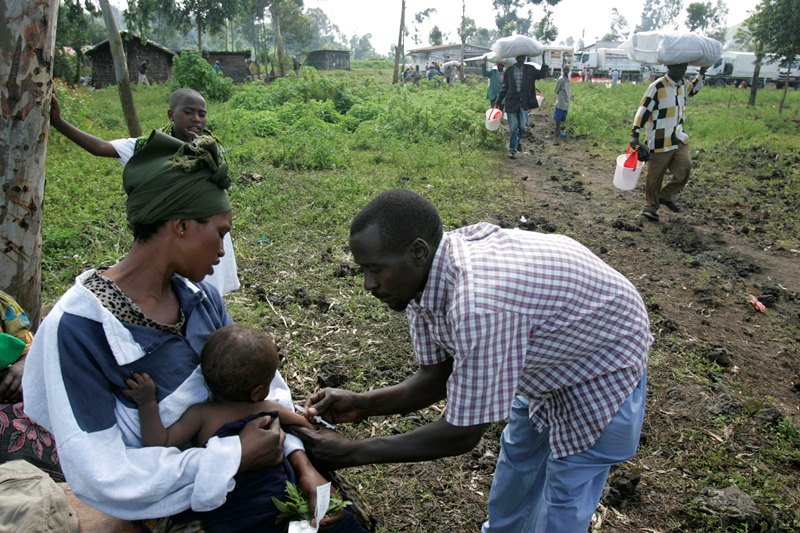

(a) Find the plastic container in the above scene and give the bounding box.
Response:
[536,95,544,107]
[613,148,644,190]
[485,107,502,131]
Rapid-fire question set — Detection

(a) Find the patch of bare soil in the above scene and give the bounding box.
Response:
[493,112,800,531]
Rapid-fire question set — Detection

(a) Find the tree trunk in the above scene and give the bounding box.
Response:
[749,54,761,107]
[197,20,203,51]
[459,0,466,83]
[0,0,59,328]
[392,0,405,84]
[271,4,285,77]
[98,0,141,137]
[73,50,83,86]
[779,67,790,114]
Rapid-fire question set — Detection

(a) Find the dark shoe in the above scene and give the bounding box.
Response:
[517,144,523,152]
[641,210,659,221]
[660,200,682,213]
[508,152,516,159]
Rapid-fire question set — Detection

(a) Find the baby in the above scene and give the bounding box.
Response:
[124,324,313,448]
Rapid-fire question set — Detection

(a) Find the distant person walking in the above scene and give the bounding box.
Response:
[482,59,506,110]
[554,65,570,139]
[138,59,149,85]
[494,55,548,159]
[213,60,222,76]
[630,63,708,221]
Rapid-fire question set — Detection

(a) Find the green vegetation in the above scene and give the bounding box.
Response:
[169,51,234,102]
[44,68,800,531]
[271,481,351,524]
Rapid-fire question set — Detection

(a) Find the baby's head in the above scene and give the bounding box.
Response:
[201,325,279,402]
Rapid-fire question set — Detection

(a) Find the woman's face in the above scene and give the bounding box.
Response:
[177,211,231,282]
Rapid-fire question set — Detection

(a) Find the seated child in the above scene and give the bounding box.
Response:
[123,325,365,532]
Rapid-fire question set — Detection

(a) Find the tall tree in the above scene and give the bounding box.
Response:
[533,7,557,44]
[169,0,241,51]
[685,0,727,39]
[607,8,630,41]
[392,0,406,84]
[637,0,683,31]
[306,7,345,50]
[735,9,765,106]
[56,0,104,84]
[429,26,443,46]
[98,0,141,137]
[457,1,476,81]
[0,0,59,327]
[412,8,436,46]
[492,0,561,36]
[349,34,376,60]
[750,0,800,113]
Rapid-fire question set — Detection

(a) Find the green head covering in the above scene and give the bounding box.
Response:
[123,130,231,225]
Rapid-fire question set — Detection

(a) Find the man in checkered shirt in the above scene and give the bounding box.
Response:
[292,189,652,532]
[631,63,708,221]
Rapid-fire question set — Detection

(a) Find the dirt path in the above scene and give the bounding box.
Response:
[497,111,800,530]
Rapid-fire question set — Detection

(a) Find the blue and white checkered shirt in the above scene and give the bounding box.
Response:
[407,223,652,458]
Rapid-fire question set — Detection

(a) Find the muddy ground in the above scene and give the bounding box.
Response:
[487,111,800,532]
[258,112,799,532]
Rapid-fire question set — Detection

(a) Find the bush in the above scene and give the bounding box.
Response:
[169,51,234,102]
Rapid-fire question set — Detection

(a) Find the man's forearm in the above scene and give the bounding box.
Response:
[358,359,452,418]
[350,418,487,466]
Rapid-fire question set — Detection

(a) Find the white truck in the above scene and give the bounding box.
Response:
[777,59,799,89]
[575,48,644,81]
[704,51,782,87]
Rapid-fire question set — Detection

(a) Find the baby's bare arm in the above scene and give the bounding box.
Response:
[261,401,315,429]
[123,372,204,447]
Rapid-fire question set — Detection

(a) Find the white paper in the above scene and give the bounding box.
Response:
[288,482,332,533]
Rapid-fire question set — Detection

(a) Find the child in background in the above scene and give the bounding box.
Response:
[123,325,365,532]
[554,64,571,139]
[49,88,241,296]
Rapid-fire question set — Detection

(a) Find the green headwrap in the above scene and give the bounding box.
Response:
[123,130,231,225]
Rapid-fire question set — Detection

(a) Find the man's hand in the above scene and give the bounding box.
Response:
[238,414,285,472]
[122,371,157,406]
[286,426,357,471]
[304,388,365,425]
[629,134,640,149]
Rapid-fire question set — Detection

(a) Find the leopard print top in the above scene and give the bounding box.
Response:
[83,271,185,336]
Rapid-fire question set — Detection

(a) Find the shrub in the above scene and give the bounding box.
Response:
[169,52,234,102]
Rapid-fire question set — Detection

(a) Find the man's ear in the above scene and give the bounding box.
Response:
[250,383,268,402]
[409,238,431,265]
[167,108,174,122]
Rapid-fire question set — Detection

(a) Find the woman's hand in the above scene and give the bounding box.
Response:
[238,414,284,472]
[0,359,24,403]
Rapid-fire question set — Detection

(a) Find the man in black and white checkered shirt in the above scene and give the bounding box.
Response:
[630,63,707,221]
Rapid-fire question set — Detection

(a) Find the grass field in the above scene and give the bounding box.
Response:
[43,69,800,531]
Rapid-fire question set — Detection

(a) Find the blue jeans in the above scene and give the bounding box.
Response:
[481,371,646,533]
[507,108,529,154]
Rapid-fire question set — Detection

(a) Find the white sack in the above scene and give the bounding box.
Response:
[621,31,722,67]
[483,51,515,64]
[491,35,544,59]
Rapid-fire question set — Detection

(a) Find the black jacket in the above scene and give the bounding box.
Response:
[496,63,548,113]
